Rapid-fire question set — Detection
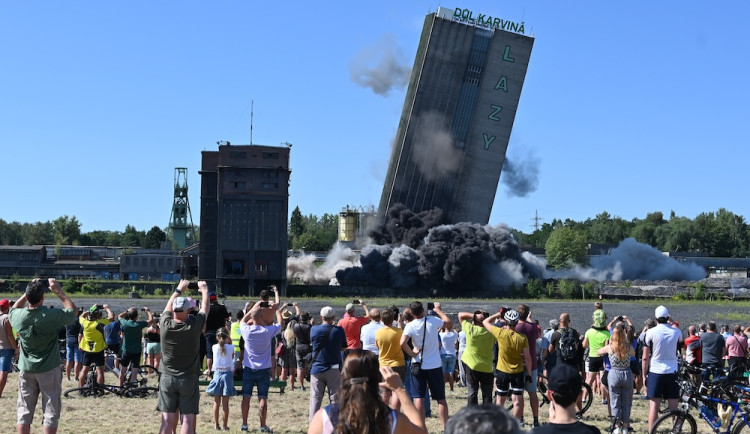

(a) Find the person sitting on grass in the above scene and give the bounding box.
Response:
[206,327,236,431]
[307,349,427,434]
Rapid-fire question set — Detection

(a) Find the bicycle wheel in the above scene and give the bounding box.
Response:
[537,374,550,408]
[137,365,160,387]
[579,381,593,415]
[650,410,697,434]
[63,386,107,398]
[126,386,159,398]
[733,419,750,434]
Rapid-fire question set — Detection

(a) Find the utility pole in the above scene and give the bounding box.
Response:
[531,210,544,231]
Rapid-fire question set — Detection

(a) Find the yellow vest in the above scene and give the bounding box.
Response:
[230,321,242,354]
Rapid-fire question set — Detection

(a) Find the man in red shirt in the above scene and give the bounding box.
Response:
[684,325,702,386]
[337,300,369,356]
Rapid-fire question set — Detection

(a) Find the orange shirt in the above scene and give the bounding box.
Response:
[338,316,369,349]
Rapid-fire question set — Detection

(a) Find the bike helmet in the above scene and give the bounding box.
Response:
[504,309,520,326]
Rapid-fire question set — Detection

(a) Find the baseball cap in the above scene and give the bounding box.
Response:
[345,303,355,312]
[173,297,187,312]
[209,292,217,301]
[320,306,335,318]
[89,304,100,313]
[547,364,583,396]
[655,306,669,319]
[549,319,559,328]
[0,299,9,310]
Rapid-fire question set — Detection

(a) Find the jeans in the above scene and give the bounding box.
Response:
[309,368,341,422]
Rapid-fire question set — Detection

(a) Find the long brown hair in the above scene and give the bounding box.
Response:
[217,327,230,357]
[611,326,629,360]
[334,350,389,434]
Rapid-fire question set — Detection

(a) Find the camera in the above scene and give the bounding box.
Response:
[141,308,148,312]
[617,316,624,322]
[286,303,294,307]
[427,302,435,311]
[187,281,199,290]
[351,300,360,305]
[259,301,270,308]
[37,278,50,288]
[96,304,104,310]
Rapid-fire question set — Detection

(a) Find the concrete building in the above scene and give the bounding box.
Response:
[198,143,291,295]
[378,7,534,224]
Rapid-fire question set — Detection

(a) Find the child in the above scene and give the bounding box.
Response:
[206,327,236,431]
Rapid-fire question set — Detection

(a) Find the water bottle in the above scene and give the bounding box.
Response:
[699,404,721,428]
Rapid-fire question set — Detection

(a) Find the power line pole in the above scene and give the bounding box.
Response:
[531,210,544,231]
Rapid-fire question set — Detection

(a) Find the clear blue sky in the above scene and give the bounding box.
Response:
[2,1,748,234]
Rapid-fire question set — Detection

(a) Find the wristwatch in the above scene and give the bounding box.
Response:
[174,289,182,295]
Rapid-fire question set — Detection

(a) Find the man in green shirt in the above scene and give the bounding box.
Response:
[9,278,76,434]
[457,310,495,405]
[118,306,155,386]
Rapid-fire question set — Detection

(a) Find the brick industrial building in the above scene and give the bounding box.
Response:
[378,7,534,224]
[199,143,291,295]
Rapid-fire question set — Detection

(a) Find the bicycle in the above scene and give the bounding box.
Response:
[506,374,593,417]
[649,380,750,433]
[63,362,159,398]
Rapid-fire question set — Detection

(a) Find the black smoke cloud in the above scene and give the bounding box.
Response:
[349,34,411,96]
[501,154,540,198]
[336,204,543,293]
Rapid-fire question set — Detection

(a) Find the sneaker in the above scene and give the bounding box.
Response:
[203,369,211,376]
[260,426,273,433]
[602,398,608,404]
[612,428,621,434]
[301,386,306,392]
[240,425,248,432]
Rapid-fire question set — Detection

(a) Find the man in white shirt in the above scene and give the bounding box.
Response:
[360,308,384,355]
[642,305,683,431]
[400,301,452,431]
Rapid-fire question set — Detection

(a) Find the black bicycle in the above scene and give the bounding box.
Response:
[64,362,160,398]
[507,374,593,417]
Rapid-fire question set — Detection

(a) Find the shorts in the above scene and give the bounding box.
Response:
[295,347,311,367]
[408,367,446,401]
[107,343,121,356]
[157,373,200,414]
[586,356,604,373]
[147,342,161,355]
[120,352,141,370]
[81,350,105,367]
[17,366,63,427]
[205,332,218,360]
[241,367,271,399]
[494,371,525,396]
[65,342,82,363]
[630,359,642,375]
[440,354,456,375]
[646,372,679,400]
[0,348,15,372]
[206,370,238,397]
[524,371,538,393]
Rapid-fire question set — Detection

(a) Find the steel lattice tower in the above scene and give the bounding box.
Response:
[169,167,196,249]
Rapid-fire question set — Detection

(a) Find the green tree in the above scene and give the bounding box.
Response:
[23,221,54,245]
[545,227,588,270]
[121,225,145,247]
[289,206,304,248]
[144,226,167,249]
[53,215,82,245]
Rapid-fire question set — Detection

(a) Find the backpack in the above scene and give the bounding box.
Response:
[558,328,579,362]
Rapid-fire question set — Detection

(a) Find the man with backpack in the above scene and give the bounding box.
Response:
[548,313,585,414]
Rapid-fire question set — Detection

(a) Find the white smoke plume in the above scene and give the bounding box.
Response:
[287,243,359,285]
[411,112,462,180]
[545,238,706,281]
[349,34,411,96]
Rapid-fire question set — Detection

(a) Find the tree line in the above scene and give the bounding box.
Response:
[513,208,750,269]
[0,216,168,249]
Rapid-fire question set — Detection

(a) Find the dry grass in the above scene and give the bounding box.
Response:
[0,371,711,433]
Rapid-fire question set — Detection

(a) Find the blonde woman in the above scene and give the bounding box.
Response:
[597,325,635,434]
[281,319,298,390]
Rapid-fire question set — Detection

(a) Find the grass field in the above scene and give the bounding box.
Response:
[0,370,721,433]
[2,297,744,433]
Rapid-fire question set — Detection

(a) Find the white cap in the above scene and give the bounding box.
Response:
[655,306,669,319]
[320,306,335,319]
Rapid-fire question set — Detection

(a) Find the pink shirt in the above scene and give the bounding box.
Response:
[726,334,748,358]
